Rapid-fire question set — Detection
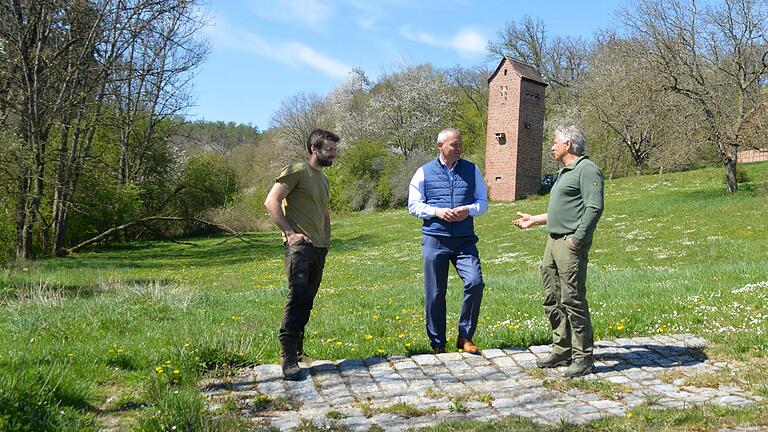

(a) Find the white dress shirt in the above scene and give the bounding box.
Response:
[407,158,489,219]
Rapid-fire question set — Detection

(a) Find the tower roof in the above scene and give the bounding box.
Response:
[488,57,547,86]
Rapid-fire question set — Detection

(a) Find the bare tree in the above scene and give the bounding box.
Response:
[445,64,490,158]
[270,92,332,164]
[107,0,208,186]
[0,0,114,259]
[0,0,209,258]
[582,35,691,173]
[488,16,590,91]
[621,0,768,192]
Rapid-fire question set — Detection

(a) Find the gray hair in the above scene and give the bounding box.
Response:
[554,125,587,155]
[437,128,460,144]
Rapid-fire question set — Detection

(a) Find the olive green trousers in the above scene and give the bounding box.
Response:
[539,234,594,361]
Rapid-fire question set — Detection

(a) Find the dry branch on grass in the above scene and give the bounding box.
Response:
[64,216,251,255]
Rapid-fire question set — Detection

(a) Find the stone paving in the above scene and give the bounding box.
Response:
[203,334,764,431]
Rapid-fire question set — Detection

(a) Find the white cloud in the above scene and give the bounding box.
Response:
[249,0,333,30]
[210,16,351,79]
[286,42,353,79]
[400,27,487,57]
[450,29,486,55]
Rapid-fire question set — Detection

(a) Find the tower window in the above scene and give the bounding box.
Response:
[495,176,502,182]
[495,133,506,145]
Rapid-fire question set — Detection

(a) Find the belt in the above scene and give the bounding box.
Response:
[549,233,572,240]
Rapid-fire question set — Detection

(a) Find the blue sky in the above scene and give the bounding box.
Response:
[192,1,625,130]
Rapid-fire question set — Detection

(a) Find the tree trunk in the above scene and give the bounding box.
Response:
[15,175,33,260]
[724,145,739,193]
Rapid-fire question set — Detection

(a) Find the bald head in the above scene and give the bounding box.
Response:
[437,128,461,144]
[436,128,463,166]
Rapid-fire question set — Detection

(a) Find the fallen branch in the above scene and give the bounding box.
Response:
[64,216,251,255]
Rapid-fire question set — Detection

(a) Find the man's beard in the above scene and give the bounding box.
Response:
[317,154,334,167]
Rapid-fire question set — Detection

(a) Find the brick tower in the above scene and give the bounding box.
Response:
[485,57,547,201]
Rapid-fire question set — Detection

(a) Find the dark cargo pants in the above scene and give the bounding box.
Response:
[539,234,593,361]
[279,242,328,352]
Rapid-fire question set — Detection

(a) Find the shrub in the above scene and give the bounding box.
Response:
[67,180,143,246]
[172,154,239,218]
[0,199,14,265]
[384,150,433,208]
[735,166,751,184]
[204,187,272,232]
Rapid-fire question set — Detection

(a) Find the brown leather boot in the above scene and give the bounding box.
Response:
[456,338,480,354]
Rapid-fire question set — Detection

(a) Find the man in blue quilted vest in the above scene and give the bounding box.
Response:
[408,128,489,354]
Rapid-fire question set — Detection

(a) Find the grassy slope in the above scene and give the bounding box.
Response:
[1,162,767,430]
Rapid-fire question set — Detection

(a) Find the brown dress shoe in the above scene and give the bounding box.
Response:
[456,338,479,354]
[433,346,446,354]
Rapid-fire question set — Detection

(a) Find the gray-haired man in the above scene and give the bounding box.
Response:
[513,125,604,378]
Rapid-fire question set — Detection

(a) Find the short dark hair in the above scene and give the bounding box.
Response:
[306,129,340,154]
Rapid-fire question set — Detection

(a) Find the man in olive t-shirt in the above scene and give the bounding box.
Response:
[264,129,339,380]
[513,125,604,378]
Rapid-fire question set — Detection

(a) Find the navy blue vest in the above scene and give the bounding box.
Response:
[422,158,477,237]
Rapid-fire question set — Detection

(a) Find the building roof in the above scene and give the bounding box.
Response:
[488,57,547,86]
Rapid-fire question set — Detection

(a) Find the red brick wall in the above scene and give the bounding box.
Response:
[484,59,546,201]
[515,79,545,199]
[739,149,768,163]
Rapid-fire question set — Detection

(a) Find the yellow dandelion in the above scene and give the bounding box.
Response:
[626,412,633,418]
[165,360,172,364]
[398,333,405,338]
[405,342,412,347]
[155,367,164,374]
[173,369,180,374]
[365,334,374,340]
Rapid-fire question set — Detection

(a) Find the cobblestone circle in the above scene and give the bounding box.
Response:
[203,334,765,431]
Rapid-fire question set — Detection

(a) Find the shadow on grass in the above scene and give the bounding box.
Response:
[45,234,375,273]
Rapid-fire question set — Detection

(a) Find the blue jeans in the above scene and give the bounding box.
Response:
[422,234,485,348]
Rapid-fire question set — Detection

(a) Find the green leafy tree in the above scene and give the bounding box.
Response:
[171,154,238,218]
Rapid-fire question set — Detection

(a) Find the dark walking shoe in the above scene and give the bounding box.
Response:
[433,346,446,354]
[536,353,571,368]
[563,359,594,378]
[281,358,302,381]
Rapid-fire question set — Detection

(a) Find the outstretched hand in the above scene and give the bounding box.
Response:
[512,212,536,229]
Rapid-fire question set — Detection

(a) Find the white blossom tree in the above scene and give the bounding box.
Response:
[368,64,456,158]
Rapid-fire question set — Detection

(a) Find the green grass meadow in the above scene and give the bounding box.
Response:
[1,162,767,431]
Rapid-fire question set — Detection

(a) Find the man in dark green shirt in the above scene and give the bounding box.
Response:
[265,129,339,380]
[513,125,604,378]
